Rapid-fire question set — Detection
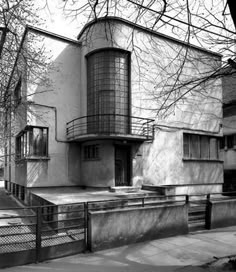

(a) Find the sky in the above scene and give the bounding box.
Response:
[35,0,235,57]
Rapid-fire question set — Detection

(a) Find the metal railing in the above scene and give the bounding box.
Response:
[66,114,154,141]
[1,190,236,268]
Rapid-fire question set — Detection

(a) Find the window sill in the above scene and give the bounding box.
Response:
[182,158,223,163]
[83,158,100,161]
[15,156,50,162]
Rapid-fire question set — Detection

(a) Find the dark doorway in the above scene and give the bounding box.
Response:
[115,146,131,186]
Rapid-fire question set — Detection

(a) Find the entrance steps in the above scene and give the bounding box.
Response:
[109,186,141,193]
[188,202,207,232]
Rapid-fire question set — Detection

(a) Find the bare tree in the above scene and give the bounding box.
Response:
[59,0,235,119]
[0,0,50,175]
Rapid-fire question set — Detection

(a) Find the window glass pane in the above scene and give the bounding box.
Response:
[210,138,218,159]
[227,135,234,149]
[200,136,209,159]
[33,128,42,155]
[42,129,48,156]
[190,134,200,158]
[183,134,190,157]
[83,145,99,160]
[219,137,225,149]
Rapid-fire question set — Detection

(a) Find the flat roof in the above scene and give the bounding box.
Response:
[78,16,222,58]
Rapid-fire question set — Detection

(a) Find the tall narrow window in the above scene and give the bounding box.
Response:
[14,77,22,106]
[87,49,130,134]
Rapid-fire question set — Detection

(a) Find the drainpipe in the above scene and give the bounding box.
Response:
[29,103,68,143]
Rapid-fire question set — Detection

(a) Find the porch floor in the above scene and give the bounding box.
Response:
[29,187,162,205]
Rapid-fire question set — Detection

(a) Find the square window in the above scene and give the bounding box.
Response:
[16,126,48,159]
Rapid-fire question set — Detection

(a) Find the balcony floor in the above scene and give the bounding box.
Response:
[67,133,152,142]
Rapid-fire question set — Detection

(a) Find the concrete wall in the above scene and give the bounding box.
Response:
[11,19,223,191]
[13,33,82,188]
[81,140,114,187]
[79,19,222,129]
[88,203,188,251]
[208,199,236,229]
[142,130,223,194]
[79,18,223,192]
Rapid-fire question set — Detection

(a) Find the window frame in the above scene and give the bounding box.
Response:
[14,77,22,107]
[83,144,100,161]
[15,125,49,160]
[183,133,221,161]
[220,134,236,150]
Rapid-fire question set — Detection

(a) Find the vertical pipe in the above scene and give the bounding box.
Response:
[35,207,42,263]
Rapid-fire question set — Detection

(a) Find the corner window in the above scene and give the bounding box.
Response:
[16,126,48,159]
[183,133,220,160]
[83,144,99,160]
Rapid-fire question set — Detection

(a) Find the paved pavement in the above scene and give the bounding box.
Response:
[1,181,236,272]
[1,226,235,272]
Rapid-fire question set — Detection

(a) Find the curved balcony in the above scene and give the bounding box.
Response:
[66,114,154,142]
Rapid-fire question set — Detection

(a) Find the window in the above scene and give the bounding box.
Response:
[220,134,236,149]
[183,133,220,160]
[14,77,22,106]
[16,126,48,159]
[87,49,130,134]
[83,144,99,160]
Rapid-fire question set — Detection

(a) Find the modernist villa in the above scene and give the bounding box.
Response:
[4,17,223,204]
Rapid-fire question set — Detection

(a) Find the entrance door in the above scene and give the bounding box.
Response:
[115,146,130,186]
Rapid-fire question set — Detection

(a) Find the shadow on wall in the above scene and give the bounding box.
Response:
[27,161,48,186]
[142,131,182,185]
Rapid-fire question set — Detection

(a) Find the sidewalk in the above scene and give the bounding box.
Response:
[2,225,236,272]
[0,181,32,226]
[1,181,236,272]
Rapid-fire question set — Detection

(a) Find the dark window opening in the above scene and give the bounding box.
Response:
[16,126,48,159]
[220,134,236,149]
[14,77,22,106]
[83,144,99,160]
[183,133,220,160]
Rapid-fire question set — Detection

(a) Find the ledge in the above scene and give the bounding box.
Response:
[15,156,50,162]
[182,158,223,163]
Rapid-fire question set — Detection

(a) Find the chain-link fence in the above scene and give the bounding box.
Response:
[0,203,86,268]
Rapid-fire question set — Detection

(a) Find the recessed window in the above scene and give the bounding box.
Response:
[16,126,48,159]
[14,77,22,106]
[83,144,99,160]
[183,133,220,160]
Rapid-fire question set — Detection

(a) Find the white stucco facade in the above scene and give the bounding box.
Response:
[6,17,223,197]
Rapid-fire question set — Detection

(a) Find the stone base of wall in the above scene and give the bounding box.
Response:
[88,203,188,251]
[208,199,236,229]
[143,183,223,196]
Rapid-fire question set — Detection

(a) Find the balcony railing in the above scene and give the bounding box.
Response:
[66,114,154,141]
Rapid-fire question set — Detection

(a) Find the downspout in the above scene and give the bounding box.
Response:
[29,103,69,143]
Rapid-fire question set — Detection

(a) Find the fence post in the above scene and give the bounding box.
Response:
[142,198,145,207]
[35,207,42,263]
[84,202,89,251]
[207,194,210,202]
[185,195,189,204]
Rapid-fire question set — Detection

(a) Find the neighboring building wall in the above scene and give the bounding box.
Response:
[222,69,236,191]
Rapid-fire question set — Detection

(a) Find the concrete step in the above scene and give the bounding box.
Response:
[188,214,205,222]
[188,220,206,232]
